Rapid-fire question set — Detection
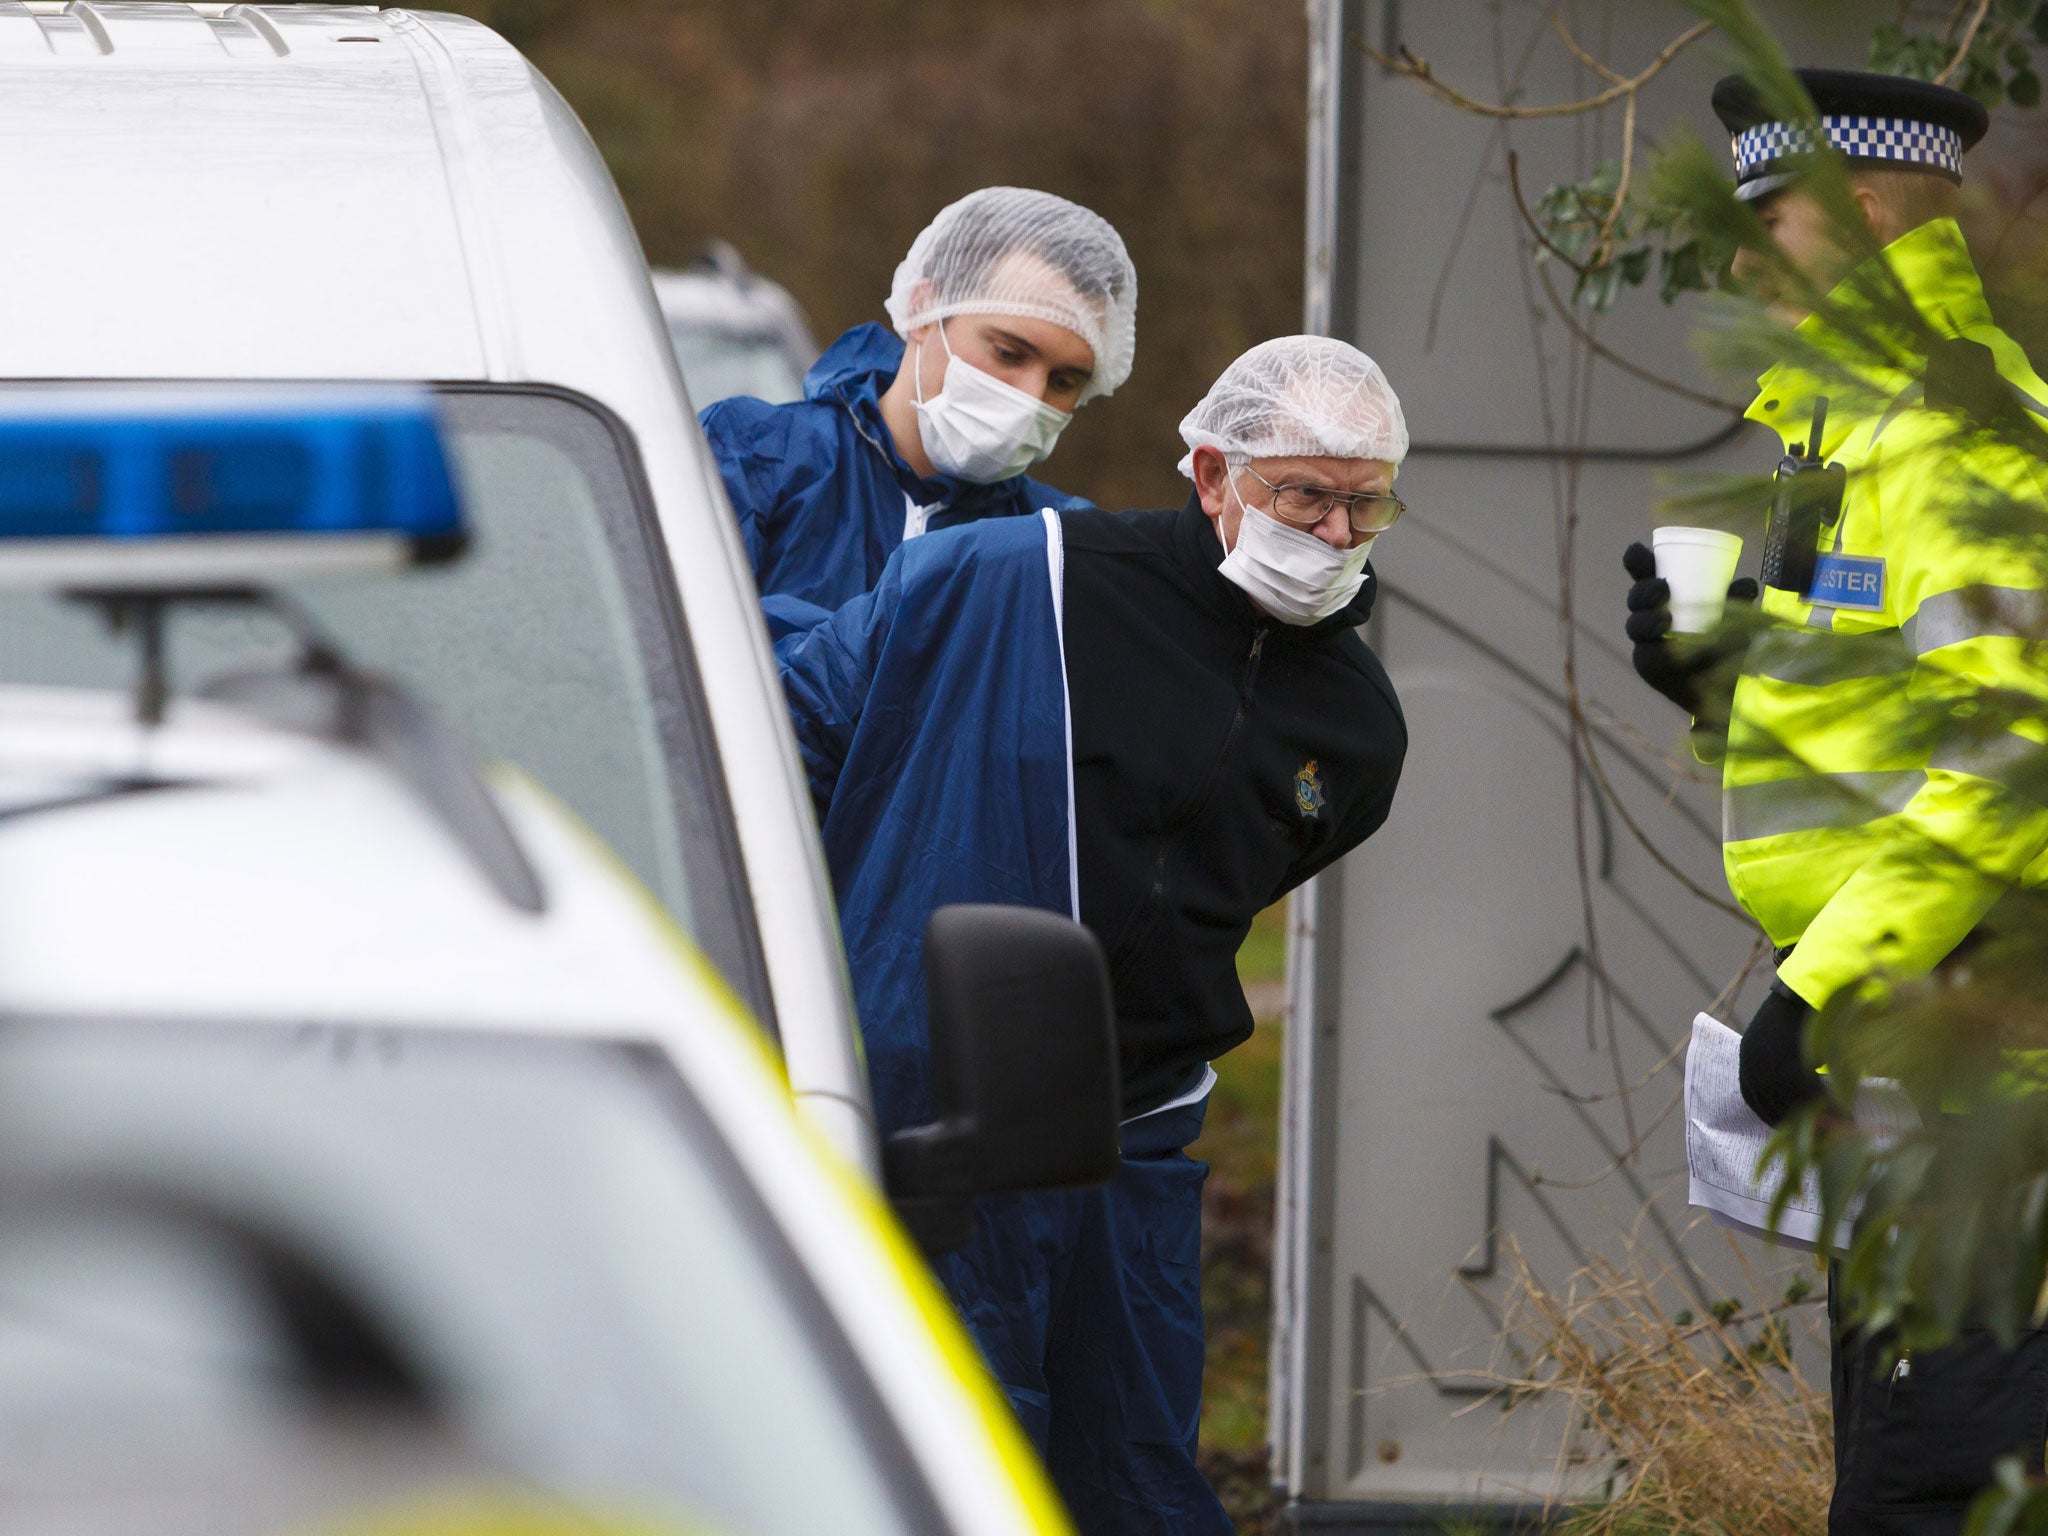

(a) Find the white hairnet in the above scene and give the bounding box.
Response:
[886,187,1138,404]
[1176,336,1409,477]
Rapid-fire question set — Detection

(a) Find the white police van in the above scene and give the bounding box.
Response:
[654,242,821,408]
[0,0,873,1161]
[0,8,1114,1535]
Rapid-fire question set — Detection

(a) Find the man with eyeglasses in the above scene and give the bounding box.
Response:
[778,336,1409,1534]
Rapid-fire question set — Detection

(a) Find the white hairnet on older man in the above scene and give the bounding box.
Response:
[1175,336,1409,626]
[1176,334,1408,473]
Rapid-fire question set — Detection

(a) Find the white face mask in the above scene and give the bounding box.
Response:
[912,326,1073,484]
[1217,476,1374,625]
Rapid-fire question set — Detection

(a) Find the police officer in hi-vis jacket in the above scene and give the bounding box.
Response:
[1624,69,2048,1534]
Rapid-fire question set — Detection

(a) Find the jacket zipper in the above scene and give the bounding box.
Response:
[1146,627,1269,903]
[1182,627,1266,827]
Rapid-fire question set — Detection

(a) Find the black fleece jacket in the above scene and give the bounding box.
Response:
[1059,497,1408,1116]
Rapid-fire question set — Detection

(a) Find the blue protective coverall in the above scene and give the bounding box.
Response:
[778,511,1231,1535]
[700,322,1091,641]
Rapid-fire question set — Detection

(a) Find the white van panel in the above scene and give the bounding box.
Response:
[0,3,871,1166]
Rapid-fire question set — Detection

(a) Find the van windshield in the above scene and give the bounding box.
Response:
[0,389,763,1009]
[668,324,807,406]
[0,1019,931,1536]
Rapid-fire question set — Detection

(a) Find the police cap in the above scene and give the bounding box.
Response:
[1711,67,1989,202]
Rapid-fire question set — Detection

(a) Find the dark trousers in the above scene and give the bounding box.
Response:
[936,1098,1232,1536]
[1829,1268,2048,1534]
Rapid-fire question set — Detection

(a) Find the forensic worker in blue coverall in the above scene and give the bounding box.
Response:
[777,337,1411,1534]
[700,186,1138,641]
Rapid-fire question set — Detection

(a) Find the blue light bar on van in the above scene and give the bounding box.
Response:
[0,386,464,588]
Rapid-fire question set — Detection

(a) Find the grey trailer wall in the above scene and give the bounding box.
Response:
[1274,0,1855,1521]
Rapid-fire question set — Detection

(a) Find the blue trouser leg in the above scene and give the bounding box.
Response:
[938,1184,1082,1447]
[938,1099,1232,1536]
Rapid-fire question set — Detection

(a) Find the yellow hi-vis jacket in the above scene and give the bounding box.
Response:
[1723,217,2048,1009]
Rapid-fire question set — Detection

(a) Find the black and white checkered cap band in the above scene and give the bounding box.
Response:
[1732,115,1963,180]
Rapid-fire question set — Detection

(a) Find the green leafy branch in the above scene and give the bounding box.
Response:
[1872,0,2048,109]
[1379,2,2048,314]
[1531,157,1737,311]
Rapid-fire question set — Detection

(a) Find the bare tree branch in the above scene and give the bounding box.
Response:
[1570,697,1756,923]
[1936,0,1993,85]
[1584,700,1724,785]
[1535,262,1747,414]
[1532,1087,1684,1188]
[1379,8,1760,945]
[1539,1034,1690,1107]
[1366,21,1712,121]
[1548,8,1625,87]
[1594,85,1640,262]
[1708,934,1773,1021]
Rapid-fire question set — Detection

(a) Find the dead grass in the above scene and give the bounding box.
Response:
[1200,907,1830,1536]
[1489,1236,1832,1536]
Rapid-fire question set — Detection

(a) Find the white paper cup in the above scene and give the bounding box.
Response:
[1653,526,1743,634]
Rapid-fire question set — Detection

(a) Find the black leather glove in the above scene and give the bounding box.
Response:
[1738,982,1826,1127]
[1623,542,1758,722]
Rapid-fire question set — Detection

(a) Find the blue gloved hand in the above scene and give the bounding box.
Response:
[1738,982,1825,1127]
[1623,542,1758,721]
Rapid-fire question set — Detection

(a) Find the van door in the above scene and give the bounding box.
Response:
[0,386,773,1023]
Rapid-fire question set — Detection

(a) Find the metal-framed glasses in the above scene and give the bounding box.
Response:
[1237,463,1406,536]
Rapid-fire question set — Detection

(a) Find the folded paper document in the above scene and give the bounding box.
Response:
[1684,1012,1916,1252]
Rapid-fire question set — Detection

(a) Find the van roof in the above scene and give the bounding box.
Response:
[0,3,669,391]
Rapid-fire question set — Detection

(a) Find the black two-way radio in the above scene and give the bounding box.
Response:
[1759,396,1847,599]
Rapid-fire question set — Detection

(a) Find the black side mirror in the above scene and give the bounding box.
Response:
[884,904,1120,1256]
